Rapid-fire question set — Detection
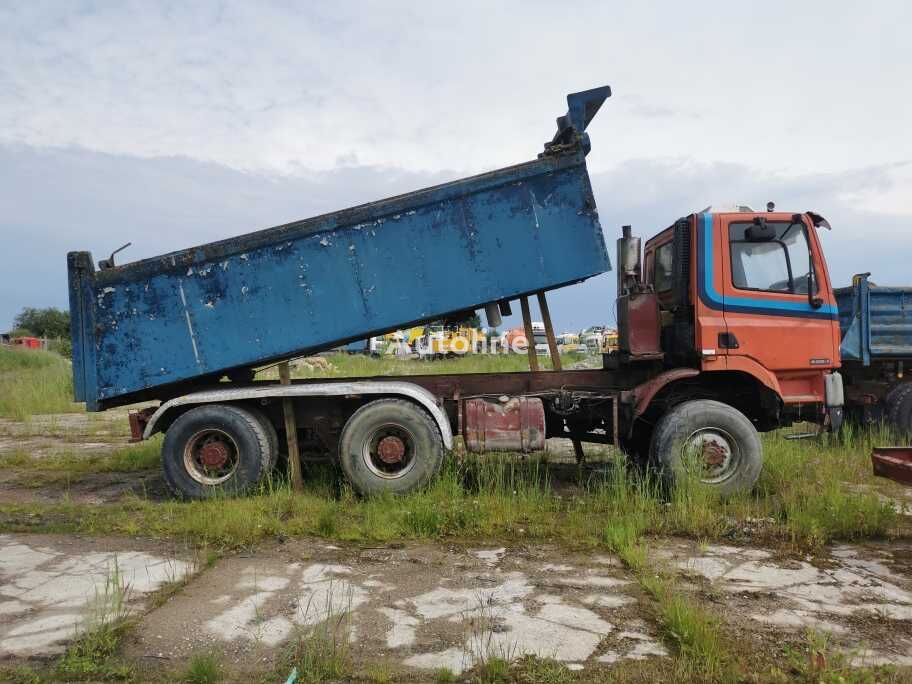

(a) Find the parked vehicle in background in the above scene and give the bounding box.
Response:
[501,327,530,352]
[601,329,619,353]
[530,321,550,356]
[11,336,44,350]
[557,332,582,353]
[836,273,912,435]
[68,85,846,501]
[580,325,607,353]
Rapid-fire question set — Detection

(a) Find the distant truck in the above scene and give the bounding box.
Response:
[836,274,912,433]
[69,85,847,500]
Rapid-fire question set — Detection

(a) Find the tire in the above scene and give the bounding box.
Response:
[888,385,912,439]
[161,404,275,499]
[649,400,762,496]
[338,398,444,496]
[244,405,280,472]
[884,382,911,411]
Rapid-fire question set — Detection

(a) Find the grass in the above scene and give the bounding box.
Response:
[763,629,900,683]
[180,653,223,684]
[55,561,134,681]
[433,667,458,683]
[0,346,80,420]
[0,438,161,474]
[0,428,902,553]
[281,606,352,682]
[1,348,899,552]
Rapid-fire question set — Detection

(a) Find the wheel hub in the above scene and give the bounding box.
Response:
[376,435,406,464]
[199,440,230,468]
[701,439,728,467]
[682,428,737,483]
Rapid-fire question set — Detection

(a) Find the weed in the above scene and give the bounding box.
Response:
[56,560,134,680]
[433,667,458,683]
[181,652,223,684]
[764,629,894,684]
[653,583,726,680]
[471,656,511,684]
[0,665,44,684]
[364,662,394,683]
[282,581,352,683]
[510,655,574,683]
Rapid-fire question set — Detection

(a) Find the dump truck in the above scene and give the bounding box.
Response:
[835,273,912,433]
[68,85,846,499]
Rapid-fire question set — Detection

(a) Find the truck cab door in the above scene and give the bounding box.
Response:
[709,211,840,403]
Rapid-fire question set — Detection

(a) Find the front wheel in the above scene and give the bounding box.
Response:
[338,399,444,496]
[650,400,762,495]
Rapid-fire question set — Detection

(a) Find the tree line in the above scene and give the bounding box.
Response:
[7,307,71,357]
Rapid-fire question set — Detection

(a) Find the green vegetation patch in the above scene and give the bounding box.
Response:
[0,346,80,420]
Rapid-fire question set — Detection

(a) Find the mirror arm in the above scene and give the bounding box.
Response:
[808,242,822,309]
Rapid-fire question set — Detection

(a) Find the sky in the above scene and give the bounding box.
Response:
[1,1,910,334]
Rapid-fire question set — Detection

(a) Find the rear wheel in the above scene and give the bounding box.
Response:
[650,400,762,495]
[338,399,444,496]
[888,385,912,439]
[162,404,275,499]
[885,382,911,411]
[245,405,280,471]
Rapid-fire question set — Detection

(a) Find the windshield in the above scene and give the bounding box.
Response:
[729,221,817,294]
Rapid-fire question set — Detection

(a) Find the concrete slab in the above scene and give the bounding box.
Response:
[129,541,664,674]
[0,535,193,657]
[672,540,912,667]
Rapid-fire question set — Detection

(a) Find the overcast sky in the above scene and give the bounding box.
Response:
[1,1,910,333]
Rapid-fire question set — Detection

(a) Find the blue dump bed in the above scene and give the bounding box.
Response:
[68,87,613,410]
[836,274,912,365]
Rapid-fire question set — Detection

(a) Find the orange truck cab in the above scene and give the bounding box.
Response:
[642,207,844,431]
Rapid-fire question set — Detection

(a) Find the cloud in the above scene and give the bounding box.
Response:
[1,144,908,334]
[1,2,909,176]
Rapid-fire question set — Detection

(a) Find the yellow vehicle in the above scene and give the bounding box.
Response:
[418,325,483,358]
[557,332,582,353]
[405,326,427,346]
[601,329,619,353]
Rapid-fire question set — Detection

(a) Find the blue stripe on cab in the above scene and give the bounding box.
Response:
[699,212,838,319]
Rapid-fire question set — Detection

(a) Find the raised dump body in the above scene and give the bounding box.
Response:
[68,88,612,411]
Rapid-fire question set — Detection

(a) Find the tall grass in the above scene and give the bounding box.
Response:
[0,346,80,420]
[1,431,899,552]
[56,560,133,680]
[0,438,162,474]
[0,342,902,551]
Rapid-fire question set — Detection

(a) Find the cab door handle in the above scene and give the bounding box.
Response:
[718,332,739,349]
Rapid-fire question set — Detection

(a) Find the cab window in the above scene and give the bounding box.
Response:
[729,221,817,294]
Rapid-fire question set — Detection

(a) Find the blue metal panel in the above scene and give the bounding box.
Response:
[67,88,613,410]
[836,274,912,366]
